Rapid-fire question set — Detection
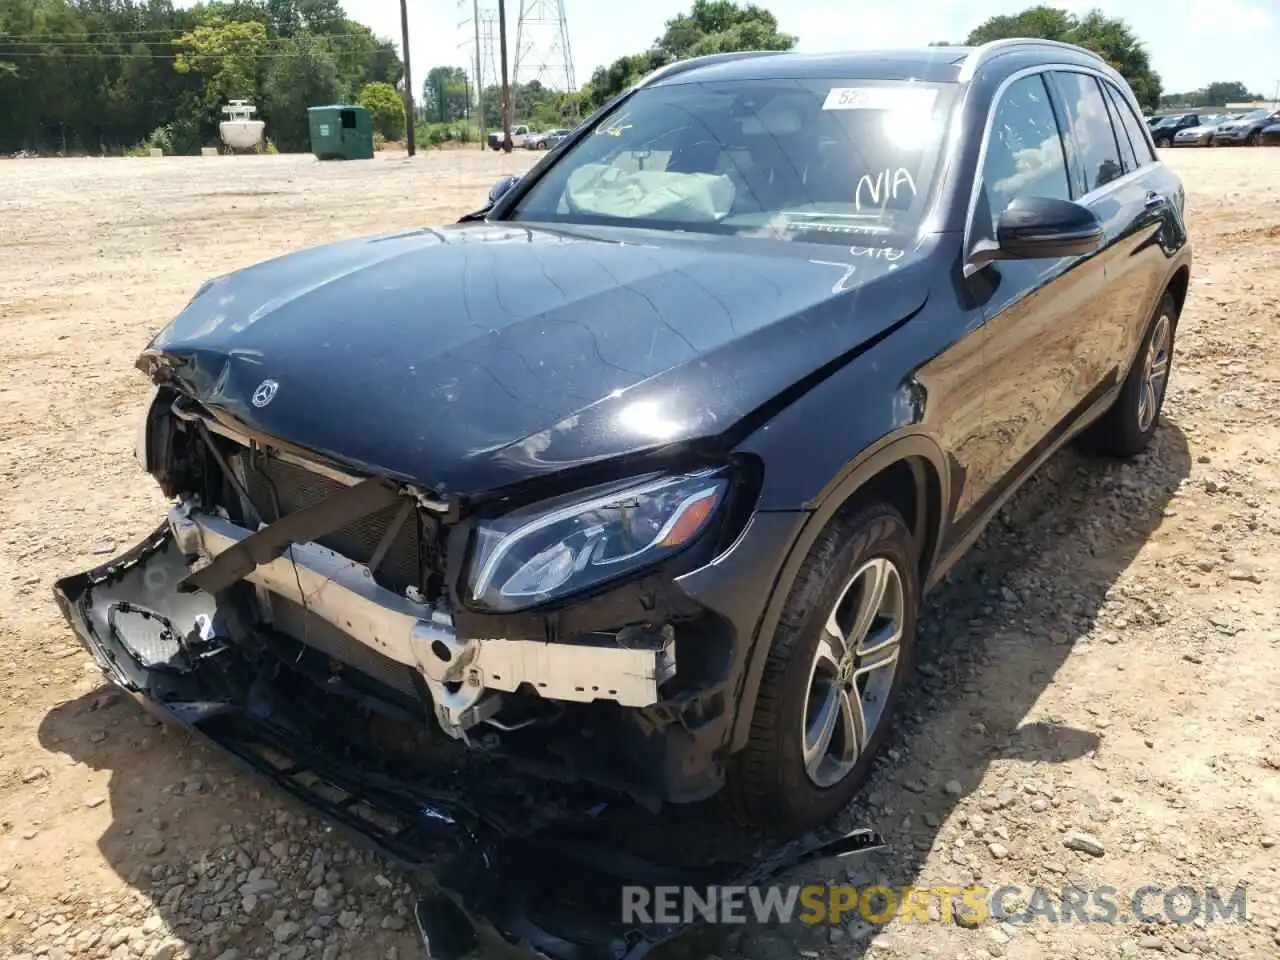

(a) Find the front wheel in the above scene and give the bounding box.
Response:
[728,502,918,833]
[1246,130,1259,146]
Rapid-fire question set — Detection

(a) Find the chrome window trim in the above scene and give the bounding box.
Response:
[1050,69,1130,197]
[961,64,1074,277]
[1099,76,1159,161]
[961,61,1163,277]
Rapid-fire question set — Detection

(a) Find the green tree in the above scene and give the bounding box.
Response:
[966,5,1075,45]
[0,0,400,154]
[172,18,268,128]
[1202,81,1260,104]
[1162,81,1261,107]
[358,80,405,139]
[476,78,563,128]
[263,34,343,151]
[578,0,796,112]
[422,66,470,123]
[963,6,1163,109]
[656,0,795,59]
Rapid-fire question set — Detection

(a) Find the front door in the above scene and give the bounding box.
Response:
[965,70,1110,505]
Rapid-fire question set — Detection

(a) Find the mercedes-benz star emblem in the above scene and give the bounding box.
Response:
[251,379,279,408]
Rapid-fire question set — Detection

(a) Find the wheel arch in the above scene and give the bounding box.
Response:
[1166,263,1191,322]
[727,433,950,752]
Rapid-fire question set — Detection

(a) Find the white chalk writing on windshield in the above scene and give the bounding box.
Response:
[850,245,906,262]
[855,169,918,211]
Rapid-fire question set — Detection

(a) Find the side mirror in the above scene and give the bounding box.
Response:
[488,174,521,205]
[967,195,1103,273]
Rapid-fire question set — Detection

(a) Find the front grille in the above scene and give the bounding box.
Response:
[231,452,423,596]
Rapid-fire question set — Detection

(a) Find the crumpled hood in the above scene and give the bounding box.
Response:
[143,221,931,495]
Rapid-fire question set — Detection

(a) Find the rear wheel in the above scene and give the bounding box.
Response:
[1246,130,1259,146]
[728,502,918,832]
[1155,135,1171,148]
[1080,290,1177,458]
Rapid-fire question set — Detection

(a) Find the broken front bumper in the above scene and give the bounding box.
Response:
[53,521,883,960]
[175,500,675,737]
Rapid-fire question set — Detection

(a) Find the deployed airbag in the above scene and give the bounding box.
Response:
[564,163,735,222]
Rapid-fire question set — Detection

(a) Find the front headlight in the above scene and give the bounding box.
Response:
[467,469,729,612]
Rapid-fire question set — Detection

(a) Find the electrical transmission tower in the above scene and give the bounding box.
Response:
[512,0,576,94]
[457,1,501,102]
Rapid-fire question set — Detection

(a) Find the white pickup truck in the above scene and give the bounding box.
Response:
[487,124,530,151]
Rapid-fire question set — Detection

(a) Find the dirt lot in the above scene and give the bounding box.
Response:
[1,147,1278,960]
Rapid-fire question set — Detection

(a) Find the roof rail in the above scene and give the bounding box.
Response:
[957,37,1105,82]
[633,49,787,90]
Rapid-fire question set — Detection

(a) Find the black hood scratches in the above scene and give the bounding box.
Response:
[144,222,930,495]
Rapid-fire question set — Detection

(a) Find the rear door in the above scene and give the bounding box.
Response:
[1049,70,1174,388]
[1099,79,1185,363]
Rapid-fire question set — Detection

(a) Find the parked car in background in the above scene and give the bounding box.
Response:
[488,124,530,150]
[526,128,572,149]
[1172,113,1235,147]
[1211,107,1280,146]
[1150,113,1213,147]
[1261,121,1280,146]
[55,40,1191,859]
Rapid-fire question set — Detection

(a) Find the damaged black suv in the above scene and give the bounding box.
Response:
[56,40,1190,841]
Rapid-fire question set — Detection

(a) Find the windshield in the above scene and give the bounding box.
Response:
[1235,109,1269,122]
[505,77,957,245]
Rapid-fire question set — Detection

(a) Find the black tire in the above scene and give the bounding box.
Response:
[727,502,919,833]
[1080,290,1178,458]
[1246,130,1259,146]
[1155,135,1171,148]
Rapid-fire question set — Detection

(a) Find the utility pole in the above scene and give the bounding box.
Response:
[399,0,416,156]
[498,0,512,152]
[473,0,484,149]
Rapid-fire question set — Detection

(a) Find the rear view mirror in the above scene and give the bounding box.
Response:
[966,195,1104,274]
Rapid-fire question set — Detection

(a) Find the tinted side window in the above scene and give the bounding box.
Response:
[1105,81,1157,164]
[1053,71,1124,193]
[1102,87,1138,172]
[980,73,1072,230]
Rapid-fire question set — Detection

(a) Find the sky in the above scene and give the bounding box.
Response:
[337,0,1280,102]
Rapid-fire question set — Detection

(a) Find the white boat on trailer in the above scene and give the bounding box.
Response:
[219,100,265,152]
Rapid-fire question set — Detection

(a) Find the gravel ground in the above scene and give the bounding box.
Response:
[1,147,1278,960]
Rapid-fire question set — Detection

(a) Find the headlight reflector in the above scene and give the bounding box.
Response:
[467,470,728,611]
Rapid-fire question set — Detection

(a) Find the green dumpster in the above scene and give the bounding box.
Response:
[307,105,375,160]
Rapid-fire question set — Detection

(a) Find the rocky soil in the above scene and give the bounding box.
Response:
[1,147,1278,960]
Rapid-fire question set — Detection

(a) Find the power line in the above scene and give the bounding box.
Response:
[1,33,386,49]
[1,33,384,48]
[0,15,357,41]
[0,48,383,60]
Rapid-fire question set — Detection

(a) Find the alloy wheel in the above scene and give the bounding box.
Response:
[1137,312,1172,433]
[801,557,905,788]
